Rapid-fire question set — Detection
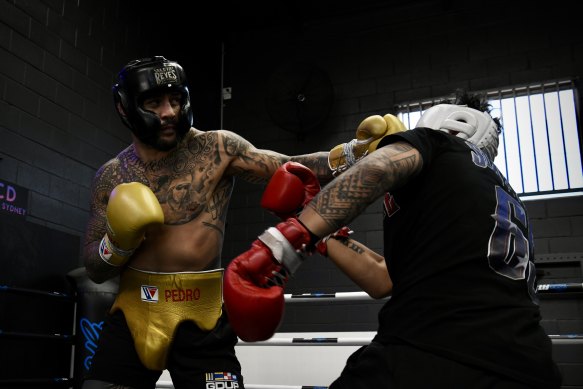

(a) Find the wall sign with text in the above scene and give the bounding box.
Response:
[0,179,28,217]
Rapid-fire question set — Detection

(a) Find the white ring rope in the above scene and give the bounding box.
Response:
[284,291,387,302]
[238,337,371,346]
[283,283,582,304]
[237,334,581,347]
[535,282,583,292]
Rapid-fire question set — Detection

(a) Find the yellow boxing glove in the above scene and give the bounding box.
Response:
[328,114,406,175]
[99,182,164,266]
[368,114,407,151]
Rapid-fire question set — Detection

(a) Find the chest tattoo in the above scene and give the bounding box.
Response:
[116,133,233,225]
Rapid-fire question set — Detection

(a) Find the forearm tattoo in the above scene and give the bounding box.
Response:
[339,239,365,255]
[222,134,282,184]
[309,143,421,231]
[290,152,333,183]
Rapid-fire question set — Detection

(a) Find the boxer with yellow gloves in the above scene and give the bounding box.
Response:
[81,56,339,389]
[328,113,407,175]
[96,182,226,373]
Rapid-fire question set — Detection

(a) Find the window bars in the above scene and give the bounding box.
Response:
[397,80,583,199]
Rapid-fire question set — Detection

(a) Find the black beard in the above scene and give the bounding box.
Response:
[147,116,183,150]
[134,116,187,151]
[151,129,185,151]
[132,116,189,151]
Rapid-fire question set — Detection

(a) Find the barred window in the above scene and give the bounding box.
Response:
[397,81,583,200]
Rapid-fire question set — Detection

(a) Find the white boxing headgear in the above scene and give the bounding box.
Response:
[416,104,500,160]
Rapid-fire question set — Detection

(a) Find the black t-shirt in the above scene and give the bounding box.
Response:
[374,128,560,387]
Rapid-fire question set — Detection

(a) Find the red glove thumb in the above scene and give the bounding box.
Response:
[261,161,320,220]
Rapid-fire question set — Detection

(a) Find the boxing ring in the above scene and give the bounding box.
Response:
[1,274,582,388]
[155,286,583,389]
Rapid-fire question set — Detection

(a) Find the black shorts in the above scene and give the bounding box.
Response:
[329,342,536,389]
[84,309,244,389]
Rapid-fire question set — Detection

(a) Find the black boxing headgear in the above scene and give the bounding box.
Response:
[113,56,193,147]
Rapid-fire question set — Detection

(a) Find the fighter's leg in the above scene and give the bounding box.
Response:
[329,342,396,389]
[83,310,161,388]
[332,342,536,389]
[167,312,245,389]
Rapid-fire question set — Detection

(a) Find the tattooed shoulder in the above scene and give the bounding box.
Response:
[94,158,119,184]
[91,159,121,200]
[186,130,219,158]
[218,130,252,157]
[385,141,423,176]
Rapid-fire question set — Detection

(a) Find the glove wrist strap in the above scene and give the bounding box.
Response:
[99,234,134,267]
[258,227,305,275]
[316,226,353,257]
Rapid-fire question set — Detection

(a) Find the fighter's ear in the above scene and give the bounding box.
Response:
[116,101,127,118]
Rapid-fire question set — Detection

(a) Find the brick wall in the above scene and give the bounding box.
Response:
[0,0,581,385]
[3,0,579,274]
[0,0,155,247]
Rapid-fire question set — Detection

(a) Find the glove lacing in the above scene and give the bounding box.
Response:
[265,266,290,287]
[333,137,372,176]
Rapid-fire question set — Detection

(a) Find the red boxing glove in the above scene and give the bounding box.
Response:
[223,218,313,342]
[223,242,286,342]
[261,162,320,220]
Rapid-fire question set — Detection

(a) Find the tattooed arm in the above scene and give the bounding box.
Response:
[298,141,423,238]
[83,162,121,283]
[289,152,333,185]
[327,237,393,298]
[221,130,287,184]
[220,130,333,184]
[291,142,421,295]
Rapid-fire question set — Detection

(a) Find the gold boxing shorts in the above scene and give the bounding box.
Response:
[110,267,223,371]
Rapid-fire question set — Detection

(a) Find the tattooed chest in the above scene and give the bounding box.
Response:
[115,134,233,225]
[155,171,234,225]
[119,167,233,225]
